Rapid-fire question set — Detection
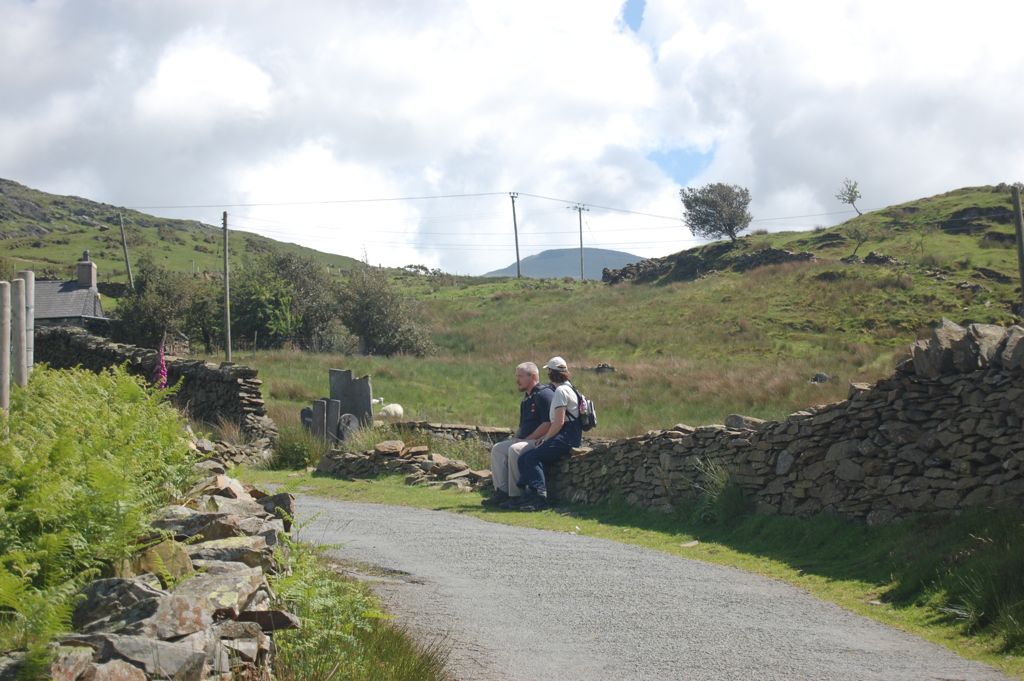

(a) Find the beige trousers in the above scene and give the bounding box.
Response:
[489,438,536,497]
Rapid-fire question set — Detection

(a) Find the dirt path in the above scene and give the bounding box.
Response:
[294,495,1011,681]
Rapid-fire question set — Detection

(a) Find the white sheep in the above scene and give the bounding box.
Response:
[378,402,405,423]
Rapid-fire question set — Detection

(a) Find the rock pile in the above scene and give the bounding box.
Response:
[316,439,493,492]
[862,251,904,266]
[191,436,274,471]
[729,248,815,272]
[602,247,815,284]
[45,473,296,680]
[35,327,278,442]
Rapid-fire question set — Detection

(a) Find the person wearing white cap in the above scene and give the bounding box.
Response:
[481,362,554,508]
[506,356,582,511]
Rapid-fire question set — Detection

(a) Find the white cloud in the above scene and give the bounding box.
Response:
[1,0,1023,273]
[232,141,430,269]
[135,32,273,126]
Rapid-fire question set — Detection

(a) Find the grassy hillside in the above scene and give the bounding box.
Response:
[0,178,359,281]
[239,185,1023,437]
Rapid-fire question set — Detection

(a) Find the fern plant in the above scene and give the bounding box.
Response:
[0,365,196,675]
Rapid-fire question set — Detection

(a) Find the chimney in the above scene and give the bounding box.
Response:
[77,249,97,288]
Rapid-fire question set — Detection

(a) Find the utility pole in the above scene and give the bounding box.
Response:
[118,213,135,291]
[510,192,522,279]
[569,203,589,281]
[223,211,232,362]
[1013,185,1024,312]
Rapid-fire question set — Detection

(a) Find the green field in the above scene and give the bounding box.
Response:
[8,178,1024,436]
[228,185,1023,436]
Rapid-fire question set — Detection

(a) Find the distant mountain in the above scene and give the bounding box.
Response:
[484,247,643,280]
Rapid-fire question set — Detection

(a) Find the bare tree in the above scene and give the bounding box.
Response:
[679,183,753,243]
[836,178,863,215]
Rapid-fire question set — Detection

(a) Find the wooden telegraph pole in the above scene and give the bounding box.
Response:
[569,203,589,281]
[510,192,522,279]
[223,211,232,362]
[118,214,135,291]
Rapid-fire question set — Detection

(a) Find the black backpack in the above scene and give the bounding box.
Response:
[567,384,598,431]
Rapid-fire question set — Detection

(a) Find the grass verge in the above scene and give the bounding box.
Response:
[271,534,449,681]
[239,468,1024,679]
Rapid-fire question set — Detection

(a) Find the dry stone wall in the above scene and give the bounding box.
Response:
[550,320,1024,524]
[34,326,276,441]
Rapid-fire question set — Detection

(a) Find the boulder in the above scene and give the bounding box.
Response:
[61,634,208,681]
[185,535,276,573]
[115,594,214,640]
[725,414,767,431]
[50,647,94,681]
[195,514,284,547]
[374,440,406,457]
[196,495,271,519]
[73,579,168,632]
[912,319,966,378]
[129,540,194,584]
[150,506,231,540]
[258,492,296,531]
[236,609,301,632]
[212,621,269,664]
[172,566,267,619]
[951,323,1006,372]
[186,474,252,502]
[1000,325,1024,369]
[51,648,147,681]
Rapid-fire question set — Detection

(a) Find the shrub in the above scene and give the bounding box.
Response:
[273,424,326,470]
[689,457,751,524]
[339,265,433,357]
[0,366,195,672]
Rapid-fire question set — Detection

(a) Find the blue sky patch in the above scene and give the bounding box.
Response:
[648,147,714,186]
[622,0,645,31]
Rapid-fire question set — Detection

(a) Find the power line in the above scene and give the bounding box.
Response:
[127,191,508,210]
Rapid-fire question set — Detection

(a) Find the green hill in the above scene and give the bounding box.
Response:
[0,178,360,281]
[5,178,1022,434]
[311,184,1021,433]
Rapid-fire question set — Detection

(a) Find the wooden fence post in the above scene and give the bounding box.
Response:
[16,270,34,371]
[12,278,27,387]
[1,281,9,411]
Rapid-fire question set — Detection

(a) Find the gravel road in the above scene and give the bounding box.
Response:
[294,495,1011,681]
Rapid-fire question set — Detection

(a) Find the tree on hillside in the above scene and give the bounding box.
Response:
[233,269,301,349]
[835,178,863,215]
[241,252,341,350]
[680,183,753,243]
[846,225,871,257]
[339,264,433,357]
[113,257,217,348]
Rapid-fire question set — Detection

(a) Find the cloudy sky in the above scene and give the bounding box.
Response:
[3,0,1023,275]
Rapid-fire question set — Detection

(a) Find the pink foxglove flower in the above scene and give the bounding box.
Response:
[154,343,168,389]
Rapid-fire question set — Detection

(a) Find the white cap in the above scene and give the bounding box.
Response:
[543,356,568,371]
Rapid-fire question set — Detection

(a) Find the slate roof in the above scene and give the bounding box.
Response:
[34,280,105,320]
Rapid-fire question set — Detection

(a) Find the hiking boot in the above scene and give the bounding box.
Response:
[516,491,549,512]
[481,489,510,508]
[498,494,526,510]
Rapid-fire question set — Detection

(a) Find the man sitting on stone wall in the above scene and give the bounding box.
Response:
[482,362,554,508]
